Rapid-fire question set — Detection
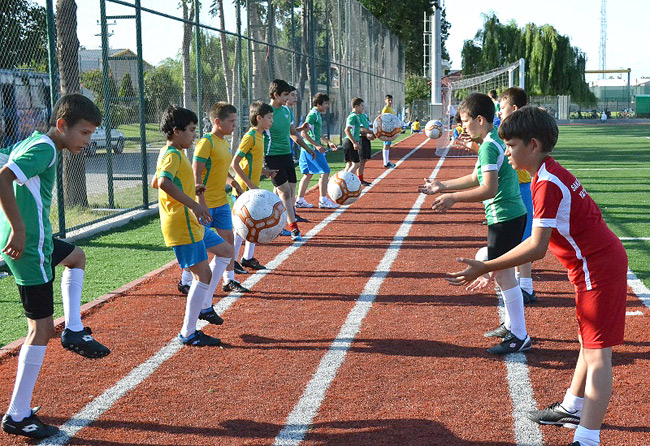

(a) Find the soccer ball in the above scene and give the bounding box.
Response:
[425,119,444,139]
[475,246,489,261]
[373,113,403,141]
[328,170,362,205]
[232,189,287,243]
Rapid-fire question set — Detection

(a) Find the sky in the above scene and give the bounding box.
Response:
[36,0,650,81]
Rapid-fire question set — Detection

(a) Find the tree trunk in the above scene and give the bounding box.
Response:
[249,0,269,100]
[56,0,88,208]
[182,0,194,109]
[216,0,232,103]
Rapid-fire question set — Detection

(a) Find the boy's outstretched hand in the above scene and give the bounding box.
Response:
[2,229,25,260]
[446,258,489,286]
[418,178,444,195]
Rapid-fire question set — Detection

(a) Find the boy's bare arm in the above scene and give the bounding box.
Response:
[0,168,25,259]
[430,170,497,212]
[418,171,477,195]
[158,176,211,224]
[290,124,316,158]
[231,155,257,190]
[344,127,360,150]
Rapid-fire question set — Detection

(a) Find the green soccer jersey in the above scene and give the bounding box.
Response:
[358,112,371,133]
[0,132,58,285]
[345,112,361,142]
[304,107,322,150]
[476,127,526,225]
[265,105,293,156]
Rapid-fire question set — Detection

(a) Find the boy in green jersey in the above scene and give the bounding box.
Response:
[418,92,530,355]
[0,94,110,440]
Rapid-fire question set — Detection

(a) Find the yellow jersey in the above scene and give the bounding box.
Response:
[518,169,532,183]
[156,145,204,247]
[193,133,232,208]
[412,121,420,131]
[382,105,395,115]
[234,128,266,193]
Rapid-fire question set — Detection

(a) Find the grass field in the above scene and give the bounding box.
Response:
[0,125,647,347]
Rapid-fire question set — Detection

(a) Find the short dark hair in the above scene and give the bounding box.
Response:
[498,106,558,153]
[488,89,498,100]
[209,102,237,122]
[269,79,292,99]
[50,93,102,127]
[385,94,393,100]
[160,105,198,139]
[500,87,528,109]
[313,93,330,106]
[351,97,363,108]
[249,101,274,127]
[458,93,495,123]
[454,113,462,124]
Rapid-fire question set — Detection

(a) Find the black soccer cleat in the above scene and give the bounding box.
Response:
[527,402,580,428]
[483,323,510,338]
[568,442,581,446]
[241,257,266,270]
[61,327,110,359]
[198,307,224,325]
[2,407,59,439]
[222,280,250,293]
[178,330,221,347]
[522,289,537,304]
[486,332,532,355]
[233,261,248,274]
[291,229,302,241]
[177,281,190,295]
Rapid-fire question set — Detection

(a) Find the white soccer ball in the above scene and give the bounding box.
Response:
[372,113,403,141]
[232,189,287,244]
[425,119,444,139]
[328,170,362,205]
[475,246,489,261]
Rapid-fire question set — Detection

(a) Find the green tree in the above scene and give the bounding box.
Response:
[118,72,136,99]
[143,60,183,121]
[0,0,48,70]
[405,74,429,106]
[80,69,118,110]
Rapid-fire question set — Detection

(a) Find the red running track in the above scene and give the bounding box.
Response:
[0,134,648,445]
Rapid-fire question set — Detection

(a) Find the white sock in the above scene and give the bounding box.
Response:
[562,388,584,414]
[222,268,235,284]
[233,232,243,262]
[7,345,46,422]
[61,268,84,332]
[319,196,327,202]
[181,269,193,286]
[382,148,389,165]
[520,278,534,294]
[501,285,527,339]
[515,271,521,283]
[574,425,600,446]
[203,256,230,310]
[243,242,255,261]
[181,281,209,337]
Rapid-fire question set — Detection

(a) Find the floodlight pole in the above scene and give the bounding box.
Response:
[429,5,442,120]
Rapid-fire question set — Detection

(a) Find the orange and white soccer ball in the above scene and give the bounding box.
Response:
[425,119,444,139]
[327,170,362,205]
[372,113,403,141]
[232,189,287,243]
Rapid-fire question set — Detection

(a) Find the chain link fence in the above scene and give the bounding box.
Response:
[1,0,404,237]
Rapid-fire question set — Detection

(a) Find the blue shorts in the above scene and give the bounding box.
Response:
[299,148,330,175]
[173,230,224,268]
[383,140,391,147]
[206,203,233,230]
[520,182,533,241]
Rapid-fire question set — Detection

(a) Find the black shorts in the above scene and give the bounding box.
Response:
[265,153,297,187]
[359,136,372,160]
[342,139,360,163]
[487,214,527,260]
[17,238,76,320]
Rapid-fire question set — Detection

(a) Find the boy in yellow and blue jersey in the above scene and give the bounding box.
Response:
[381,94,397,168]
[156,106,233,347]
[231,101,278,271]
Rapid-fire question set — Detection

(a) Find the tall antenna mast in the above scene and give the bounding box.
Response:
[599,0,607,79]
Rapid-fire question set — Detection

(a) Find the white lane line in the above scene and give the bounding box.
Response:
[39,137,427,446]
[620,237,650,241]
[273,147,447,446]
[626,310,643,316]
[496,301,543,446]
[627,269,650,309]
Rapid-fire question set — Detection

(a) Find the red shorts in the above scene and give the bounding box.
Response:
[575,279,627,349]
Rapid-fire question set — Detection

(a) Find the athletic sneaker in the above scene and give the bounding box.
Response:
[177,281,191,295]
[198,307,224,325]
[280,229,291,236]
[483,323,510,338]
[522,289,537,304]
[295,198,314,208]
[241,257,266,270]
[527,402,580,428]
[61,327,111,359]
[486,332,532,354]
[319,198,339,209]
[2,407,58,439]
[295,213,309,223]
[233,261,248,274]
[222,279,250,293]
[291,229,302,241]
[569,442,581,446]
[383,162,396,168]
[178,330,221,346]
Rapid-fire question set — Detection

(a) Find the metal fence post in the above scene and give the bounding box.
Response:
[135,0,148,208]
[100,0,115,209]
[194,0,203,128]
[45,0,65,236]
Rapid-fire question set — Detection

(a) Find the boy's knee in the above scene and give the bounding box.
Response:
[218,242,234,259]
[62,246,86,269]
[582,347,612,368]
